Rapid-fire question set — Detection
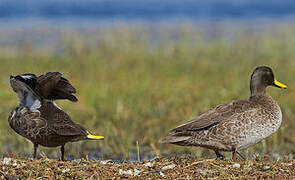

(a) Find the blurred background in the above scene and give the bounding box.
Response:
[0,0,295,161]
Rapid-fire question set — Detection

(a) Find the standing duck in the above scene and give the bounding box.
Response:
[161,66,287,160]
[9,72,104,161]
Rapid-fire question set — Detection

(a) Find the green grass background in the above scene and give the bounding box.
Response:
[0,23,294,160]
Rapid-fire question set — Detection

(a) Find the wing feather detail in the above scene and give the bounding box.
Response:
[37,72,78,102]
[171,100,259,133]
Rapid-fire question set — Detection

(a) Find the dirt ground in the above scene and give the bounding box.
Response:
[1,156,294,179]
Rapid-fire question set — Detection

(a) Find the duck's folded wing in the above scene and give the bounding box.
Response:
[175,100,257,132]
[48,109,86,136]
[162,100,257,143]
[37,72,78,102]
[51,123,86,136]
[49,111,103,140]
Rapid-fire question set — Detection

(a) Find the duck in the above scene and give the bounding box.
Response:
[8,72,104,161]
[161,66,287,160]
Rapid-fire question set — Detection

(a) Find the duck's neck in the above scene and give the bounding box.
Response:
[250,79,273,104]
[250,80,267,97]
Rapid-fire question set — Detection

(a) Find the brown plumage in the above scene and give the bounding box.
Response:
[37,72,78,102]
[161,66,287,160]
[9,73,103,161]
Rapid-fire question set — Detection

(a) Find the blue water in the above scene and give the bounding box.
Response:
[0,0,295,21]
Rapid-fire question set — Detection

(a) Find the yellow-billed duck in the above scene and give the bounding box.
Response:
[9,72,104,161]
[161,66,287,160]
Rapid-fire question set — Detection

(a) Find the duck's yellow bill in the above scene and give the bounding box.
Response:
[86,131,104,140]
[274,78,287,89]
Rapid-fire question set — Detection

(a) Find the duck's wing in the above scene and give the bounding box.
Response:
[162,100,259,143]
[49,109,103,140]
[37,72,78,102]
[49,109,87,136]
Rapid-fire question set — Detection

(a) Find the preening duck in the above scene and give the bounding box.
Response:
[9,72,104,161]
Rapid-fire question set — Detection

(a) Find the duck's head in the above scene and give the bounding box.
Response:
[10,74,41,108]
[250,66,287,96]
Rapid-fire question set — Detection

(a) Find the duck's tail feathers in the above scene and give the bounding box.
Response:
[86,131,104,140]
[161,134,190,144]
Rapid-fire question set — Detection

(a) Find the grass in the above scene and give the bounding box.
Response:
[0,23,294,160]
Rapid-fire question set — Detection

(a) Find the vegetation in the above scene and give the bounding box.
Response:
[1,157,295,179]
[0,23,294,160]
